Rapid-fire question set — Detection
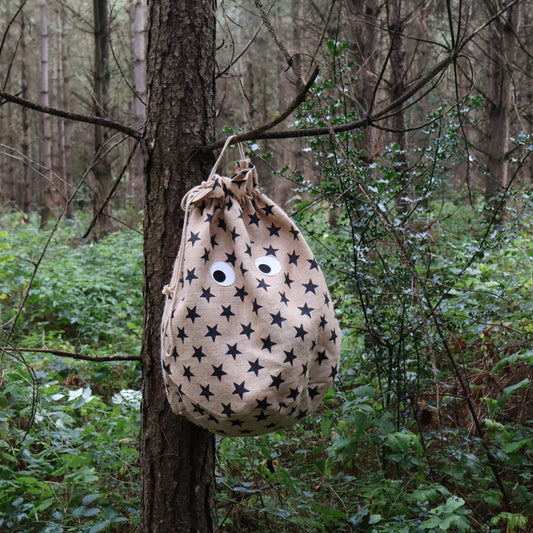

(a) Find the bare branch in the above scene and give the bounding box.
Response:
[2,347,140,363]
[201,65,320,152]
[0,89,142,139]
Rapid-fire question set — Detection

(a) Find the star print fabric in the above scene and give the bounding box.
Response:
[161,160,340,436]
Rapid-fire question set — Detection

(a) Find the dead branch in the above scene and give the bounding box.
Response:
[0,88,142,139]
[3,347,140,363]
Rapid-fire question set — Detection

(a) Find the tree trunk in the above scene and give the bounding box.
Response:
[40,2,53,228]
[386,0,409,212]
[139,1,217,532]
[57,5,73,219]
[18,13,31,213]
[485,1,521,215]
[129,0,146,212]
[91,0,113,238]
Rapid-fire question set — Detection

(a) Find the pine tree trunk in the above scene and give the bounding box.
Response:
[40,2,53,228]
[139,1,217,531]
[18,13,31,213]
[91,0,113,238]
[485,1,521,215]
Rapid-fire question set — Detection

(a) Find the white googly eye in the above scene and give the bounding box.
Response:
[210,262,235,286]
[255,256,281,276]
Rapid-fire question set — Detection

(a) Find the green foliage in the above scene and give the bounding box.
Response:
[0,213,141,532]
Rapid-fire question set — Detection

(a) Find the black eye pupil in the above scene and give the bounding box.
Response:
[259,264,271,274]
[213,270,226,282]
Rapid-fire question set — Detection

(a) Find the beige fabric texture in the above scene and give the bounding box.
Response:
[160,160,340,436]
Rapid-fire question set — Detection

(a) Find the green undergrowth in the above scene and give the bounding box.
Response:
[1,193,532,532]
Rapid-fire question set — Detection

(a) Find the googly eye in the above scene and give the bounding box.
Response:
[210,262,235,286]
[255,256,281,276]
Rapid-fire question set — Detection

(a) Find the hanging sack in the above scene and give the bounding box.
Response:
[160,140,340,436]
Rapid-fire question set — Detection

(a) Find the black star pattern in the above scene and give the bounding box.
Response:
[186,306,200,323]
[226,343,242,359]
[244,243,253,257]
[185,268,198,285]
[234,285,248,302]
[231,419,244,427]
[225,251,237,266]
[248,211,260,226]
[316,350,328,365]
[252,298,262,315]
[217,218,227,232]
[205,324,221,342]
[283,348,297,366]
[290,226,300,240]
[240,323,255,339]
[260,335,276,352]
[220,304,235,321]
[308,386,320,401]
[284,273,294,288]
[177,327,187,342]
[287,387,299,401]
[298,303,314,317]
[221,402,235,417]
[303,279,319,294]
[210,235,218,248]
[308,258,319,270]
[204,213,213,223]
[324,292,331,306]
[319,315,328,330]
[230,227,240,242]
[240,262,248,277]
[268,223,281,237]
[193,403,205,415]
[254,411,268,421]
[329,329,338,344]
[270,311,286,327]
[200,384,214,401]
[263,244,278,256]
[294,324,308,341]
[256,397,272,410]
[163,362,171,375]
[301,363,308,376]
[287,250,299,265]
[256,278,270,292]
[200,287,215,303]
[269,372,285,390]
[248,358,264,376]
[192,346,207,363]
[232,381,250,400]
[329,365,338,379]
[261,203,274,216]
[212,363,227,381]
[183,365,194,382]
[201,248,210,263]
[171,347,179,362]
[279,291,289,305]
[188,231,201,246]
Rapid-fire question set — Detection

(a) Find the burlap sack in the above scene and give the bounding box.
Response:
[160,147,340,436]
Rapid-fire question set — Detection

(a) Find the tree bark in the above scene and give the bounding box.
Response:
[139,1,217,532]
[386,0,410,212]
[91,0,113,238]
[40,2,53,228]
[485,0,521,214]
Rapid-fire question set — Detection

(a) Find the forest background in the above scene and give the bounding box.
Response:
[0,0,532,531]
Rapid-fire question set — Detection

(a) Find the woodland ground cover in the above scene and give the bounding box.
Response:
[0,185,531,532]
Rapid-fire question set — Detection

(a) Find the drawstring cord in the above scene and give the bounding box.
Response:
[161,136,239,329]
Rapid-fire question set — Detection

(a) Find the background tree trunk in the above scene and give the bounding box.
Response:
[139,1,217,531]
[40,2,53,228]
[91,0,113,238]
[484,0,521,214]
